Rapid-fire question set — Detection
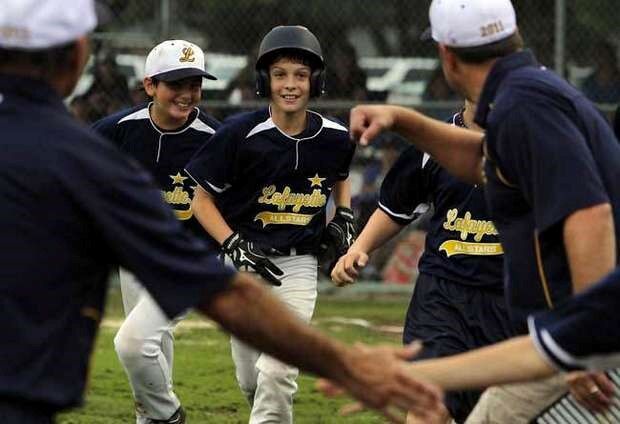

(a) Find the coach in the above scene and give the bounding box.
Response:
[0,1,441,423]
[349,0,620,421]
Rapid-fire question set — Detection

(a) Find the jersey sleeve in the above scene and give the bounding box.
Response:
[91,115,122,148]
[491,104,609,232]
[57,133,235,319]
[185,123,238,196]
[378,146,432,225]
[528,268,620,372]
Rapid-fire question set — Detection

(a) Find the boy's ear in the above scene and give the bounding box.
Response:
[143,77,157,97]
[256,69,270,98]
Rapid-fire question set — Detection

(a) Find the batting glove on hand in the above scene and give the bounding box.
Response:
[319,207,358,274]
[222,232,283,286]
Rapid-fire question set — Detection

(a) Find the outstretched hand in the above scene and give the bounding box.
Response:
[349,105,398,145]
[318,341,444,423]
[331,250,368,286]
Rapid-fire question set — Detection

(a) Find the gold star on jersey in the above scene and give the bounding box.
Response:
[163,172,192,220]
[307,174,326,187]
[170,172,188,185]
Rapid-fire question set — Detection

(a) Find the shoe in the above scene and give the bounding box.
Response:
[145,406,186,424]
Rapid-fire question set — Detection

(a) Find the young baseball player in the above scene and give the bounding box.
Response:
[348,0,620,420]
[186,25,356,423]
[92,39,220,424]
[332,101,514,423]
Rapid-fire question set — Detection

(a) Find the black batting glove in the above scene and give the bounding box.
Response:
[222,232,283,286]
[318,207,358,274]
[327,207,357,253]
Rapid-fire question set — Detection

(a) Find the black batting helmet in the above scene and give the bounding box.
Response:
[255,25,326,98]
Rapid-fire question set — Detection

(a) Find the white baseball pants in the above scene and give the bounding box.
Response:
[114,269,187,423]
[229,254,318,424]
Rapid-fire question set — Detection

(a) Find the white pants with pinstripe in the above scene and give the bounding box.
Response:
[114,268,188,423]
[229,254,318,424]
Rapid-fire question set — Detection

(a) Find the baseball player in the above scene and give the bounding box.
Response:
[185,25,357,423]
[92,39,220,424]
[0,2,443,423]
[348,0,620,420]
[332,100,514,423]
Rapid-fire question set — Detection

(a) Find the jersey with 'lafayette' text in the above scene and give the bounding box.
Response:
[379,112,503,289]
[92,103,219,245]
[186,108,355,253]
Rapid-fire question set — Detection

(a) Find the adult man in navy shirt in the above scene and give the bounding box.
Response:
[0,1,442,422]
[349,0,620,421]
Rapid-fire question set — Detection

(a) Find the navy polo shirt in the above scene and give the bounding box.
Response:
[475,50,620,332]
[529,267,620,372]
[92,104,220,247]
[186,108,355,253]
[0,75,233,411]
[379,112,503,289]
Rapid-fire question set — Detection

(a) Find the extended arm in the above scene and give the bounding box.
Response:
[332,178,352,208]
[563,202,616,410]
[409,336,554,391]
[349,105,484,184]
[191,186,234,244]
[331,209,404,285]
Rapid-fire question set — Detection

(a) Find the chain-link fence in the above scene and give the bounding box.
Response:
[79,0,620,122]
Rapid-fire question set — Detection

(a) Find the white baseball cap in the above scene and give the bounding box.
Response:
[144,40,217,82]
[0,0,97,50]
[428,0,517,48]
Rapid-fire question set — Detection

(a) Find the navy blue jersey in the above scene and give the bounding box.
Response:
[529,267,620,372]
[186,108,355,253]
[379,112,503,289]
[92,103,219,246]
[476,50,620,332]
[0,76,233,410]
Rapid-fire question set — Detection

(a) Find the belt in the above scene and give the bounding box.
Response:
[271,246,316,256]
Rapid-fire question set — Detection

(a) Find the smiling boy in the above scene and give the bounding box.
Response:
[186,26,356,424]
[92,40,220,424]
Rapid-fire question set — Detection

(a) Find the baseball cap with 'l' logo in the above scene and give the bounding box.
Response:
[144,40,217,82]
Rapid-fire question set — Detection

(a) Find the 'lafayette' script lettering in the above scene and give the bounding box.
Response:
[163,186,191,205]
[258,185,326,212]
[443,208,498,241]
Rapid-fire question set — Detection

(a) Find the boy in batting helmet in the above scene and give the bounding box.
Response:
[186,25,357,423]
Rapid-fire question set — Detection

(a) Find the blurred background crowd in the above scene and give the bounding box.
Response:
[73,0,620,284]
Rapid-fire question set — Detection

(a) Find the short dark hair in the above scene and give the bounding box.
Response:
[447,32,523,64]
[0,41,77,78]
[262,49,322,72]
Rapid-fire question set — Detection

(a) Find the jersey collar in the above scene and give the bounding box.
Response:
[147,101,200,135]
[474,50,538,129]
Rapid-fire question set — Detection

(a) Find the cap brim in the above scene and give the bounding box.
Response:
[152,68,217,81]
[420,27,433,42]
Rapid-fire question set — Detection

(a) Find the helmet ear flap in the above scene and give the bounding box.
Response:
[255,69,270,98]
[310,68,326,98]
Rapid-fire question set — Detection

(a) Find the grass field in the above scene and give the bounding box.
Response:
[57,286,411,423]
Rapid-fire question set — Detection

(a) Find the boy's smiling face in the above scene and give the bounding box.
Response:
[268,58,311,116]
[144,76,202,128]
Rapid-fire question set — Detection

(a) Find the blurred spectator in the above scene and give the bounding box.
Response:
[129,81,150,106]
[69,95,96,124]
[422,67,459,102]
[325,41,368,100]
[581,41,620,104]
[82,53,132,121]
